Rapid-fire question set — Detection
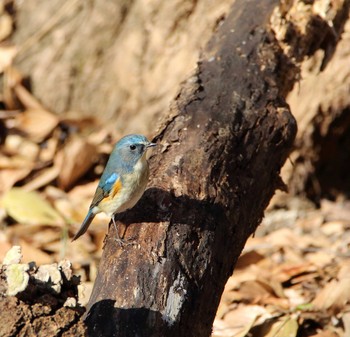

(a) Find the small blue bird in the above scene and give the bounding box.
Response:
[72,134,156,241]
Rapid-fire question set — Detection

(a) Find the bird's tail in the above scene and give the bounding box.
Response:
[72,210,95,241]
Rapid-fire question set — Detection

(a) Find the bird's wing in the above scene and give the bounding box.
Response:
[90,172,122,209]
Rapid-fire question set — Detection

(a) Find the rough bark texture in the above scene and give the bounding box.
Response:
[12,0,232,134]
[84,0,300,336]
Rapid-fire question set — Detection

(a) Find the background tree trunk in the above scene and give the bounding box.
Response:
[285,18,350,203]
[12,0,232,135]
[83,0,306,335]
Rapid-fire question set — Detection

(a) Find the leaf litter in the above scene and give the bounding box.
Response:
[212,194,350,337]
[0,55,120,284]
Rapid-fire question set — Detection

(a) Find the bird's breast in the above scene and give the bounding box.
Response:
[98,157,149,216]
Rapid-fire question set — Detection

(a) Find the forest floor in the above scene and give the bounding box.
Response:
[213,193,350,337]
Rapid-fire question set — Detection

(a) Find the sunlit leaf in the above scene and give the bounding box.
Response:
[264,316,299,337]
[2,187,64,226]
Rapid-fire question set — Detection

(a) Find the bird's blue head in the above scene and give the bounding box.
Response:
[112,134,156,169]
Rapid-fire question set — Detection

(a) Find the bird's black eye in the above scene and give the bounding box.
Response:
[130,145,136,150]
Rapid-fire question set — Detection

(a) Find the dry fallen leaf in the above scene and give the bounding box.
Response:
[0,167,32,194]
[4,134,40,161]
[342,312,350,336]
[68,180,98,199]
[14,108,59,142]
[57,136,98,190]
[2,187,64,226]
[274,263,316,284]
[0,135,36,193]
[213,304,272,337]
[0,153,31,169]
[0,45,16,73]
[6,223,55,239]
[30,229,61,248]
[312,279,350,314]
[0,12,13,41]
[22,166,60,191]
[235,250,265,269]
[3,66,24,109]
[308,331,339,337]
[321,199,350,223]
[263,316,299,337]
[39,135,59,163]
[13,83,46,110]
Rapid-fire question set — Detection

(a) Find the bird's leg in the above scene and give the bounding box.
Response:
[111,215,124,244]
[111,215,136,246]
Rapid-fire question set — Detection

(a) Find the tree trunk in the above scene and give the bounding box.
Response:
[285,18,350,203]
[83,0,302,336]
[12,0,233,135]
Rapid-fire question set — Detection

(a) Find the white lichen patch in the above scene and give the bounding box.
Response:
[3,245,22,265]
[64,297,77,307]
[34,263,62,293]
[58,259,72,280]
[162,271,187,326]
[5,263,29,296]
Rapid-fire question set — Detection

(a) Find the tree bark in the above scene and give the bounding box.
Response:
[84,0,301,336]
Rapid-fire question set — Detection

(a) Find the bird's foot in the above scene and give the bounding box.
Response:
[113,235,137,247]
[111,217,137,246]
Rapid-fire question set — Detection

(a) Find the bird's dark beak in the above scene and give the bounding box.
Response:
[147,142,157,148]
